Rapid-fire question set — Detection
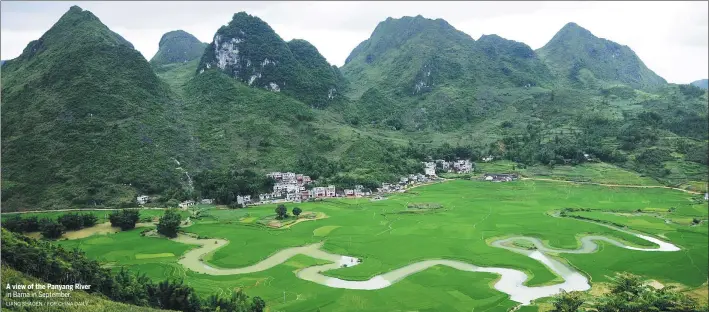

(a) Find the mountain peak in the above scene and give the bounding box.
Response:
[16,6,134,61]
[151,30,207,65]
[537,22,666,90]
[344,15,472,66]
[197,12,342,108]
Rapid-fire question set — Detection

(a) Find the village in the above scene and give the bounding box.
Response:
[137,157,531,209]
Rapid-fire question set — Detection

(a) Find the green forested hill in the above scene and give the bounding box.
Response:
[196,12,344,108]
[536,22,667,91]
[1,6,195,211]
[338,16,707,189]
[339,15,556,131]
[1,8,707,212]
[691,79,708,90]
[149,30,207,67]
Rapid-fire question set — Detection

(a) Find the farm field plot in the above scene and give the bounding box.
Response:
[30,180,709,311]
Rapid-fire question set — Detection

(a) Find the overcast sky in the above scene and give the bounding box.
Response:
[2,1,707,83]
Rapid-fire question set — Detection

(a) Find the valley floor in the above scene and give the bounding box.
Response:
[6,177,704,312]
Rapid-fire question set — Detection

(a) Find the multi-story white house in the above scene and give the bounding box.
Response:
[312,187,328,198]
[326,185,336,197]
[452,159,472,173]
[435,159,450,171]
[423,162,436,176]
[285,192,299,202]
[282,172,296,182]
[236,195,252,206]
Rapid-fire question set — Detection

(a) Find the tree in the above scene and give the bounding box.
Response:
[551,290,584,312]
[252,296,266,312]
[292,207,302,218]
[40,218,64,239]
[58,213,84,230]
[1,229,267,312]
[1,215,24,233]
[275,204,288,220]
[109,209,140,230]
[22,216,40,232]
[157,209,182,238]
[166,199,180,208]
[82,213,99,227]
[549,273,708,312]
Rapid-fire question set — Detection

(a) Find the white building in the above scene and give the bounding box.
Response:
[200,198,214,205]
[452,159,472,174]
[312,187,328,198]
[282,172,296,182]
[236,195,252,206]
[259,193,273,202]
[179,200,195,209]
[327,185,336,197]
[267,172,283,180]
[137,195,149,205]
[482,155,494,162]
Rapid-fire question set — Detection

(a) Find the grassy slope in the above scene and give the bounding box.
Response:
[22,180,706,312]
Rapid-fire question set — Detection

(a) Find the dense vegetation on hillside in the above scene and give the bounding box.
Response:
[196,12,344,108]
[0,228,266,312]
[1,265,173,312]
[150,30,207,67]
[339,16,707,188]
[1,6,195,211]
[550,273,706,311]
[1,7,706,212]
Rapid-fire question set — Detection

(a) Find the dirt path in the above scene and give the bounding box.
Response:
[2,207,169,215]
[521,177,703,195]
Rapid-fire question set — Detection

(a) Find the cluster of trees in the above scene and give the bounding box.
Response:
[192,169,274,207]
[109,209,141,230]
[58,212,99,230]
[404,142,482,163]
[2,212,99,239]
[157,209,182,238]
[551,273,706,312]
[274,204,301,220]
[1,228,266,312]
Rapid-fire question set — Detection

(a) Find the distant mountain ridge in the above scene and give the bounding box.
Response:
[150,30,208,66]
[536,22,667,90]
[691,79,708,90]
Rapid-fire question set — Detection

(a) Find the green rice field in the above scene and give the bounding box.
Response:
[9,178,709,311]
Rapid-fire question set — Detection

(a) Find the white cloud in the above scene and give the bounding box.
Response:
[1,1,706,83]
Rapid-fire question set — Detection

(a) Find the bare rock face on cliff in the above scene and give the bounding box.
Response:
[196,12,344,108]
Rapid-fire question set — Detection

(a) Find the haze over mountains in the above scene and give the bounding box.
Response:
[1,6,707,211]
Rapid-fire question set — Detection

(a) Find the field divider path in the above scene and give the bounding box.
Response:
[167,218,681,306]
[521,177,702,195]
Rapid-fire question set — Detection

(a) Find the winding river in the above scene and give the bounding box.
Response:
[171,220,680,305]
